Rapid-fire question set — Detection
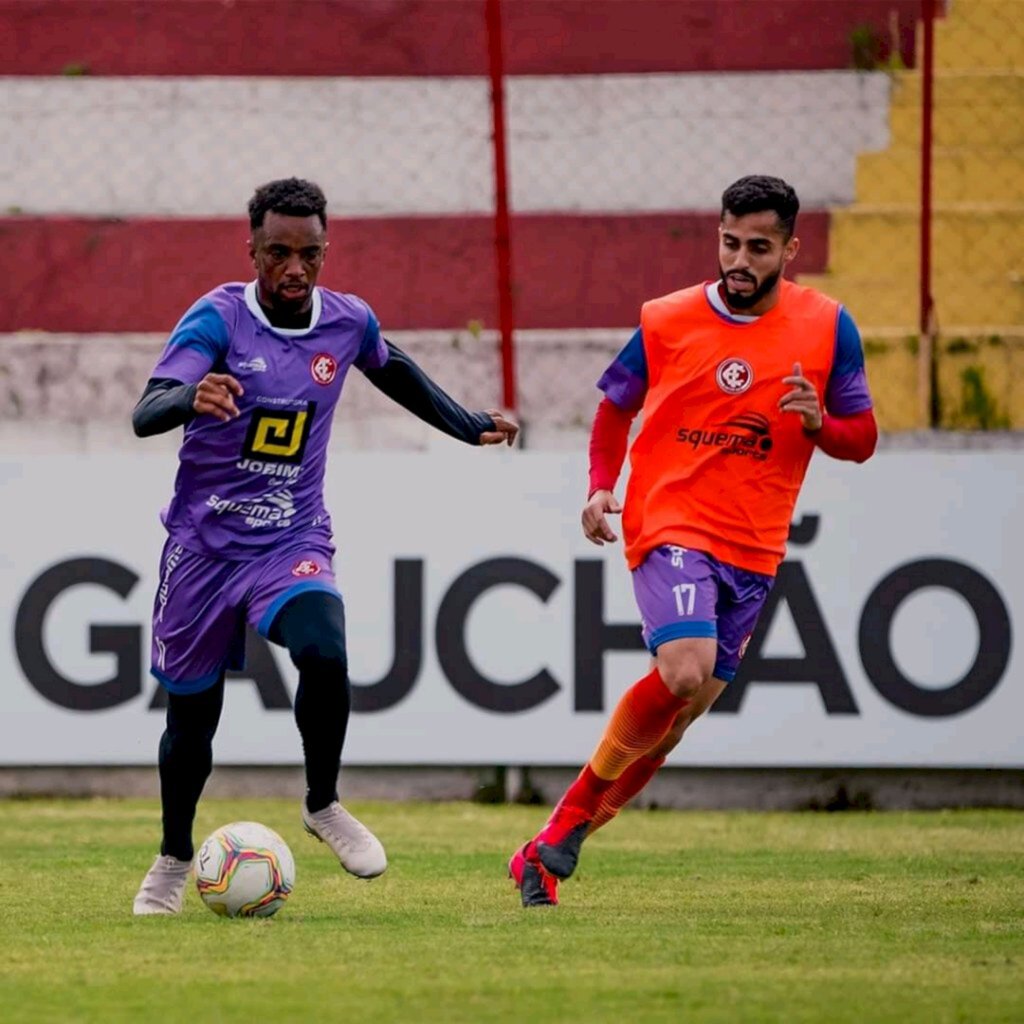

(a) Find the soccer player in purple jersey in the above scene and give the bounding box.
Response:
[131,178,517,915]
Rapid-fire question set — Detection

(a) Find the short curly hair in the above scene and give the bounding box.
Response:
[721,175,800,239]
[248,177,328,230]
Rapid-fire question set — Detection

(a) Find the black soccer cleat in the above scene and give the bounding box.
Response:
[509,843,558,907]
[536,817,590,881]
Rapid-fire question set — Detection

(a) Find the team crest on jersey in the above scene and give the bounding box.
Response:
[310,353,338,385]
[716,357,753,394]
[291,559,322,577]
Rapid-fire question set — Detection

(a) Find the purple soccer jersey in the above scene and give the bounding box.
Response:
[632,545,774,682]
[151,281,388,559]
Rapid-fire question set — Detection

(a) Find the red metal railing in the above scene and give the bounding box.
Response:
[486,0,518,416]
[920,0,938,425]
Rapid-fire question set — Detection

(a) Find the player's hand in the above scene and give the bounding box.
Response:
[582,489,622,545]
[479,410,519,446]
[194,373,244,422]
[779,361,822,432]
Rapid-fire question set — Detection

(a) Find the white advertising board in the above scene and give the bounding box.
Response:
[0,449,1019,766]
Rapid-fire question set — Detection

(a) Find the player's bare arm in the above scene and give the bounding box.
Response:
[582,488,623,545]
[193,372,244,422]
[779,361,823,431]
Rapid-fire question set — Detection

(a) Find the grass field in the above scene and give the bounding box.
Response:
[1,800,1022,1024]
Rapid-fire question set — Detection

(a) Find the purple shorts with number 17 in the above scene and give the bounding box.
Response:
[631,545,774,682]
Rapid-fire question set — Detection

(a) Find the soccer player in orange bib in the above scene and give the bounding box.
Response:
[509,175,878,907]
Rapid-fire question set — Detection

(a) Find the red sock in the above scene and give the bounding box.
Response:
[549,764,614,822]
[589,753,666,834]
[554,667,686,818]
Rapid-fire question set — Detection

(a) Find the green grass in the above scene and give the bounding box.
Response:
[1,801,1022,1023]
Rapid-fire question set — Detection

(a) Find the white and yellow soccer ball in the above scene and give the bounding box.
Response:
[195,821,295,918]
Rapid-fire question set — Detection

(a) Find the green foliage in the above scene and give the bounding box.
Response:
[60,62,90,76]
[861,338,890,357]
[850,23,906,72]
[861,337,919,358]
[946,337,979,354]
[1,800,1023,1024]
[850,24,883,70]
[950,365,1010,430]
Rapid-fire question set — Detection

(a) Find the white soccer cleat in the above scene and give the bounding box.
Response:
[132,853,193,915]
[302,801,388,879]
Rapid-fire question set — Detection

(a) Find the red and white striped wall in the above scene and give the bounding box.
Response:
[0,1,919,335]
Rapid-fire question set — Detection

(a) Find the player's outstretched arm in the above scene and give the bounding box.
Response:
[362,340,517,446]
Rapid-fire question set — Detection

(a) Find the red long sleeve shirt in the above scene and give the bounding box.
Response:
[588,397,877,498]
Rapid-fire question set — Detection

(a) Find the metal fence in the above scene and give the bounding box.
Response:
[1,0,1021,437]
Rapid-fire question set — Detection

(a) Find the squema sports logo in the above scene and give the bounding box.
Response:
[676,412,773,461]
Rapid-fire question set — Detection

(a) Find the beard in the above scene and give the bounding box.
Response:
[719,264,783,310]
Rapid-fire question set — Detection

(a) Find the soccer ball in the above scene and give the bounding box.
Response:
[195,821,296,918]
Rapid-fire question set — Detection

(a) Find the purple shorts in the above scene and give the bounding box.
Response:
[150,531,340,694]
[631,545,774,682]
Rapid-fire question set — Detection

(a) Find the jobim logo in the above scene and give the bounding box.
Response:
[676,412,773,460]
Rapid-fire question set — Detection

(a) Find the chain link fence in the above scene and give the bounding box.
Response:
[925,0,1024,430]
[1,0,1021,440]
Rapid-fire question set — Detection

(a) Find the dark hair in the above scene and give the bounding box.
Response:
[248,177,328,230]
[721,175,799,239]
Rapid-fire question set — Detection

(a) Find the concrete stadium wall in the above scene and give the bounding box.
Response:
[0,0,922,77]
[5,332,1024,453]
[3,74,890,216]
[3,766,1022,811]
[0,329,621,450]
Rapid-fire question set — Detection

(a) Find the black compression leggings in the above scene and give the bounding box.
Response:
[157,590,351,860]
[269,590,351,815]
[159,677,224,860]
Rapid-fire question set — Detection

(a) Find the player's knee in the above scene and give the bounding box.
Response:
[160,725,215,765]
[165,686,222,745]
[292,642,348,681]
[276,593,349,679]
[288,610,348,679]
[656,658,710,700]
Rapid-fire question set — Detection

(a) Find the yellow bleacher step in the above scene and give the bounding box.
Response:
[934,9,1024,71]
[887,70,1024,110]
[856,149,1024,205]
[889,100,1024,148]
[796,274,918,328]
[819,204,1024,277]
[861,341,927,431]
[797,273,1024,332]
[936,341,1024,429]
